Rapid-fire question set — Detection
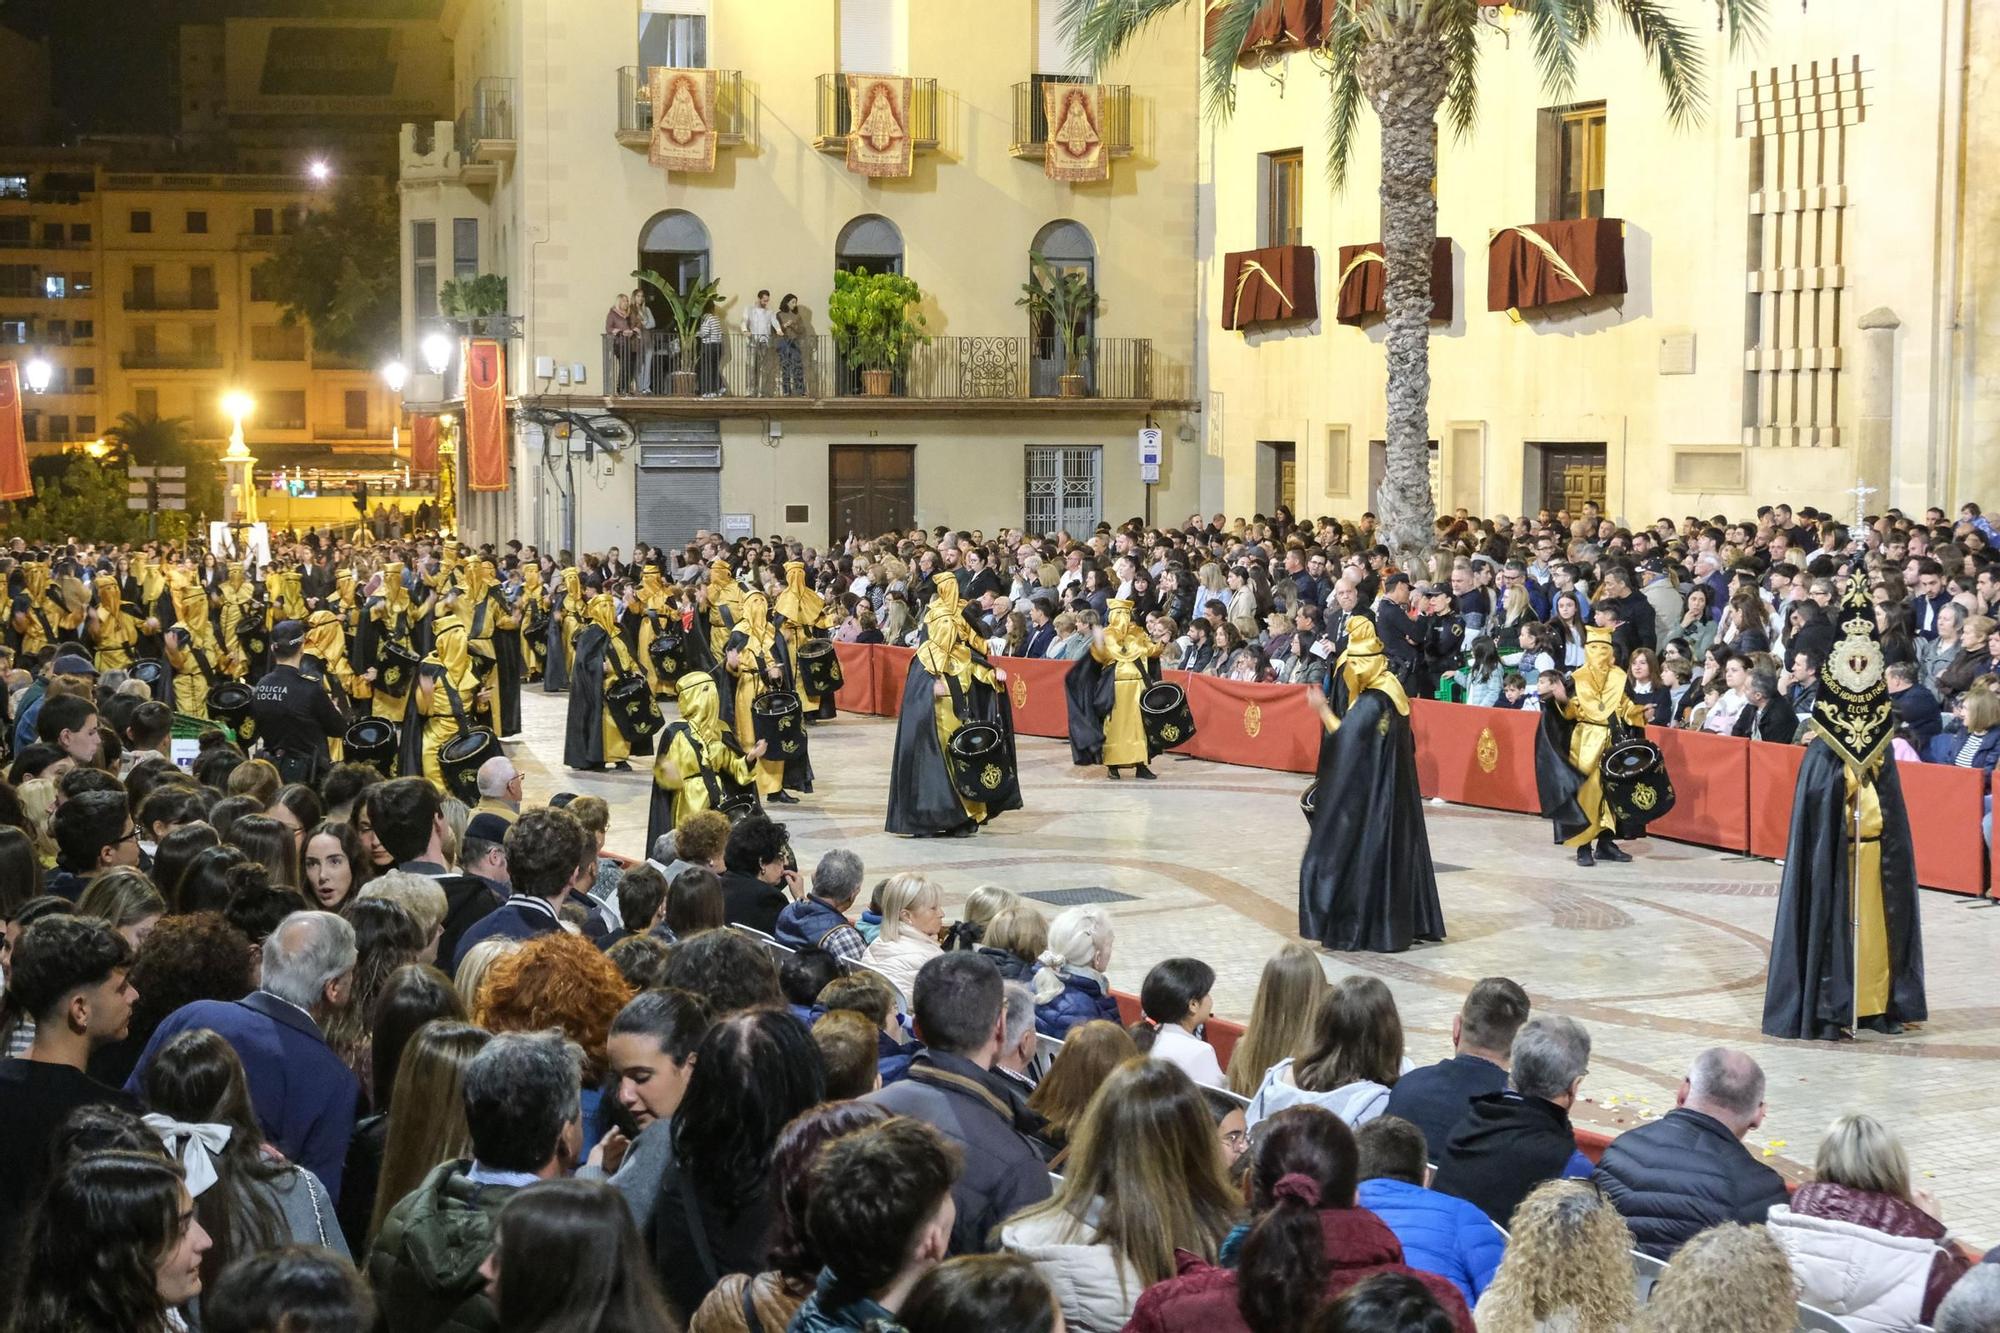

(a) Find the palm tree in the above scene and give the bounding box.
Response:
[1064,0,1766,563]
[105,410,225,524]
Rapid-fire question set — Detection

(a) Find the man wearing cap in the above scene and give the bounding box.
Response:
[458,811,513,903]
[251,618,348,786]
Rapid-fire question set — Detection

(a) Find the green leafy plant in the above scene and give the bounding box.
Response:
[13,453,144,544]
[827,268,929,373]
[1017,250,1096,376]
[252,178,399,363]
[105,411,225,524]
[632,269,723,357]
[439,273,509,318]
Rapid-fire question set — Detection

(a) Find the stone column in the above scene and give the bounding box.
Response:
[1855,307,1898,512]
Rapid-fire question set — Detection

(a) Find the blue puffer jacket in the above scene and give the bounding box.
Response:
[1357,1177,1505,1306]
[1034,970,1121,1038]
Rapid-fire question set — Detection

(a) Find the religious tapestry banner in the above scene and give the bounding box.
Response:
[649,67,719,174]
[846,74,914,178]
[464,339,509,493]
[1044,83,1108,183]
[411,413,439,474]
[1486,218,1627,320]
[0,362,29,501]
[1334,237,1454,326]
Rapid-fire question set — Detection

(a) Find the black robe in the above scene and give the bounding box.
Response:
[885,648,1023,836]
[542,590,571,693]
[564,625,612,770]
[469,590,523,738]
[1062,650,1159,766]
[1298,686,1445,953]
[1761,743,1927,1040]
[723,629,810,792]
[1534,701,1594,845]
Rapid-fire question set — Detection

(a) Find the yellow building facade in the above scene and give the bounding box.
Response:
[399,0,1203,551]
[1200,0,1999,524]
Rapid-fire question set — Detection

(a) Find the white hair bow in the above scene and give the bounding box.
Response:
[142,1114,234,1197]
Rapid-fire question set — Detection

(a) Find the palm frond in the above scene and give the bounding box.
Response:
[1322,49,1366,191]
[1611,0,1709,127]
[1437,0,1483,142]
[1524,0,1583,104]
[1200,0,1270,120]
[1717,0,1767,54]
[1060,0,1208,73]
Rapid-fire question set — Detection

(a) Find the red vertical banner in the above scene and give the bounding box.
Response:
[0,362,30,501]
[411,413,439,474]
[464,338,508,492]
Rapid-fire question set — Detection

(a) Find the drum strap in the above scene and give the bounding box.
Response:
[189,641,218,685]
[441,676,474,736]
[665,723,726,809]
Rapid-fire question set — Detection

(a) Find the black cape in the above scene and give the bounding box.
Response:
[1761,742,1927,1040]
[564,625,611,770]
[542,590,572,693]
[1298,686,1445,953]
[1534,698,1592,844]
[1062,650,1159,766]
[469,590,523,738]
[885,649,1023,836]
[724,630,811,792]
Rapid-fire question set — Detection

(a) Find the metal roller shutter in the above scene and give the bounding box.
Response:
[635,419,722,550]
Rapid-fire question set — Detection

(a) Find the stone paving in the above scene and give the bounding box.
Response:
[511,688,2000,1244]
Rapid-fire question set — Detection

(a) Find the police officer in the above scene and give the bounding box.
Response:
[251,618,348,785]
[1415,582,1465,699]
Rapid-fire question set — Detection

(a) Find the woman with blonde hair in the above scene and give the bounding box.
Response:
[1764,1113,1969,1329]
[1225,943,1330,1097]
[77,867,166,948]
[1474,1179,1636,1333]
[947,883,1020,951]
[977,904,1048,984]
[1034,904,1118,1038]
[452,936,520,1013]
[1026,1019,1139,1154]
[365,1021,491,1242]
[1639,1223,1795,1333]
[1002,1058,1240,1331]
[861,871,946,997]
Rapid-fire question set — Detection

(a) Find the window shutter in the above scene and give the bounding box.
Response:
[1037,0,1088,75]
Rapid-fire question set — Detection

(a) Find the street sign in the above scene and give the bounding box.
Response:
[126,498,148,510]
[128,481,150,496]
[130,465,156,479]
[1141,463,1160,484]
[157,466,186,478]
[160,499,187,511]
[157,480,187,495]
[1138,427,1163,467]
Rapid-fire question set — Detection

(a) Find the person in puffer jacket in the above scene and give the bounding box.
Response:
[1246,976,1402,1132]
[1354,1116,1504,1306]
[1032,906,1120,1038]
[1763,1113,1971,1333]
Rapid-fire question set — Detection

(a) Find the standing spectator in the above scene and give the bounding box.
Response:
[1430,1016,1594,1226]
[1354,1117,1504,1308]
[472,932,633,1155]
[479,1180,677,1330]
[366,1021,491,1245]
[1472,1180,1636,1333]
[743,288,780,396]
[630,285,658,393]
[125,909,360,1202]
[776,293,807,396]
[1246,975,1403,1131]
[790,1117,961,1332]
[366,779,500,968]
[776,848,869,961]
[605,292,638,394]
[450,806,592,971]
[697,298,725,397]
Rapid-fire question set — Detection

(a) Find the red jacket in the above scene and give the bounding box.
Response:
[1122,1207,1475,1333]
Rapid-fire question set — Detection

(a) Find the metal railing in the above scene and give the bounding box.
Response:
[1011,77,1132,154]
[120,351,224,370]
[600,331,1152,401]
[123,292,220,311]
[814,74,939,146]
[463,78,515,143]
[615,67,746,142]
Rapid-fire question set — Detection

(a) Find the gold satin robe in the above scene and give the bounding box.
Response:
[655,675,757,828]
[726,604,785,797]
[416,620,483,790]
[1556,663,1650,846]
[1090,625,1162,768]
[918,609,998,824]
[88,585,141,673]
[775,564,836,712]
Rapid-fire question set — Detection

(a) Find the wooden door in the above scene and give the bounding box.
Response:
[1539,445,1607,514]
[829,444,915,541]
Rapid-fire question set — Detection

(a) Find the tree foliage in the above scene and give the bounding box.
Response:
[253,177,400,363]
[440,273,509,318]
[13,454,143,545]
[827,268,929,373]
[104,411,226,524]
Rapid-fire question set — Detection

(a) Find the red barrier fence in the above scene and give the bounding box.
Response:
[820,645,1989,894]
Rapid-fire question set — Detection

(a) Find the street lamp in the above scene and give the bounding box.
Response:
[306,159,332,184]
[23,357,51,394]
[420,333,453,377]
[381,360,409,394]
[222,391,254,460]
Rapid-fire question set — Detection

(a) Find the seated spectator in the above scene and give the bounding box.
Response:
[1226,942,1331,1098]
[1247,975,1402,1130]
[1731,668,1797,742]
[782,947,843,1025]
[1354,1117,1504,1307]
[775,848,869,961]
[662,865,728,943]
[1935,1264,2000,1333]
[481,1179,677,1330]
[814,1009,884,1100]
[1927,687,2000,771]
[943,884,1020,952]
[366,1022,490,1245]
[1309,1273,1461,1333]
[992,980,1041,1095]
[659,925,784,1016]
[1888,661,1945,749]
[898,1254,1066,1333]
[126,909,360,1202]
[1003,1058,1238,1332]
[1764,1112,1970,1329]
[651,1009,825,1317]
[863,872,947,998]
[1471,1179,1636,1333]
[1383,977,1527,1156]
[201,1245,375,1333]
[1592,1047,1789,1258]
[369,1031,581,1333]
[653,807,730,881]
[869,952,1053,1254]
[1638,1222,1797,1333]
[450,806,592,972]
[139,1027,350,1288]
[1027,1019,1139,1156]
[976,904,1048,985]
[1123,1104,1473,1333]
[1132,956,1224,1088]
[790,1117,961,1331]
[1430,1016,1594,1226]
[718,813,797,935]
[1033,905,1119,1038]
[818,969,921,1085]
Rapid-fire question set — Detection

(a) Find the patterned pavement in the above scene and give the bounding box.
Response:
[511,689,2000,1245]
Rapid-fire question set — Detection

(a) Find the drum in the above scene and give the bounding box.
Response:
[606,674,664,743]
[344,717,399,776]
[751,689,806,760]
[1300,782,1318,822]
[647,623,684,680]
[796,638,843,700]
[440,730,499,804]
[1139,681,1196,754]
[523,609,550,643]
[377,642,421,698]
[1601,727,1676,835]
[207,681,254,736]
[128,658,166,690]
[946,721,1019,807]
[238,619,269,663]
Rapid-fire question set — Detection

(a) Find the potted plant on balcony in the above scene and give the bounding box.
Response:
[633,269,723,396]
[1017,251,1095,398]
[439,274,511,338]
[828,268,928,397]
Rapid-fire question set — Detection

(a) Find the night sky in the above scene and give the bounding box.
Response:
[0,0,441,135]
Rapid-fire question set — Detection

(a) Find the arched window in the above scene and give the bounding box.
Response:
[637,209,710,294]
[1029,219,1096,394]
[835,214,904,276]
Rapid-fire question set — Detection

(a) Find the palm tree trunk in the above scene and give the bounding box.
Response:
[1358,32,1449,570]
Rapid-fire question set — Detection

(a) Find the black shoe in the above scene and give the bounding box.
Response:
[611,762,633,772]
[1860,1015,1906,1035]
[1576,846,1596,867]
[948,823,977,838]
[1596,838,1633,863]
[768,791,800,805]
[1134,764,1157,780]
[1107,767,1122,780]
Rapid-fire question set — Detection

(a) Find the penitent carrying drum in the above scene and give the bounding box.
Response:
[946,721,1019,808]
[206,681,254,738]
[377,643,422,698]
[795,638,843,700]
[439,731,499,804]
[344,717,399,776]
[1600,724,1676,836]
[646,623,684,681]
[606,674,664,743]
[1139,681,1197,755]
[751,689,805,760]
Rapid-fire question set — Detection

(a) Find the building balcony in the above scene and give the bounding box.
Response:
[459,78,516,163]
[400,120,499,188]
[598,331,1165,410]
[0,237,93,251]
[123,292,220,311]
[812,74,939,153]
[1009,77,1132,159]
[614,67,746,150]
[121,350,224,370]
[316,426,384,440]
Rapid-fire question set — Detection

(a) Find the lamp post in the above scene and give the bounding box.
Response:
[221,390,257,527]
[420,334,458,535]
[23,357,51,394]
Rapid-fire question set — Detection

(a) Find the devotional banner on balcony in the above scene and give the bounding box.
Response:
[846,73,914,178]
[649,67,718,174]
[0,362,27,502]
[465,339,509,493]
[1044,83,1108,183]
[411,413,439,474]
